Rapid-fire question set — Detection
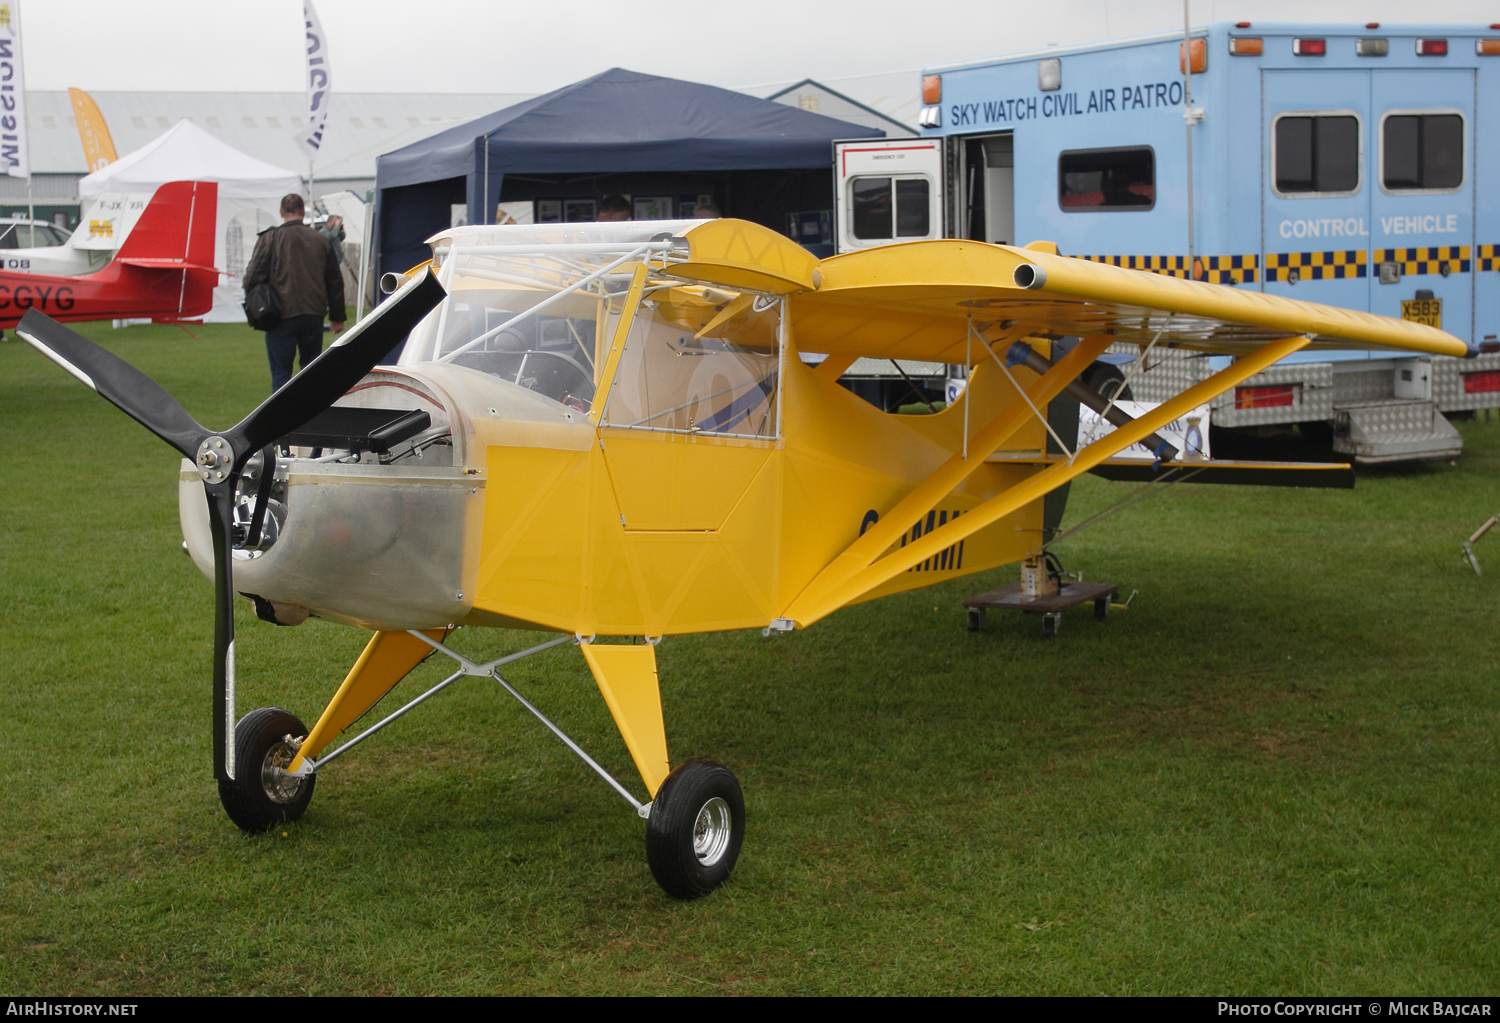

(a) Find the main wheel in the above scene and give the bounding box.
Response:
[646,758,745,899]
[1086,363,1133,403]
[218,707,316,833]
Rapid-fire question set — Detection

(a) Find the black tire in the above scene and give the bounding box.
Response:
[218,707,316,833]
[1086,363,1133,403]
[646,758,745,899]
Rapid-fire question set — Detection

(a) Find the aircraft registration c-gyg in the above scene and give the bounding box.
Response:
[1,181,216,328]
[18,217,1465,898]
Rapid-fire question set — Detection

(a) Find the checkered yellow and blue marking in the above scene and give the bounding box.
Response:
[1264,250,1366,282]
[1076,253,1258,284]
[1072,246,1498,281]
[1372,246,1470,277]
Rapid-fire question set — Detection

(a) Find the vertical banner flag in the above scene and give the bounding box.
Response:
[69,87,117,172]
[291,1,330,163]
[0,2,27,178]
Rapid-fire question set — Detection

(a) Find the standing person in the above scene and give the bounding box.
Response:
[244,194,346,392]
[317,214,345,262]
[317,213,359,313]
[596,195,632,222]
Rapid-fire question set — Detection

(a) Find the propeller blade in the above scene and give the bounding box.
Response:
[15,309,211,460]
[231,268,446,454]
[19,271,446,785]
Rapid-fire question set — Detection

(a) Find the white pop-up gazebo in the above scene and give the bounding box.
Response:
[79,119,303,322]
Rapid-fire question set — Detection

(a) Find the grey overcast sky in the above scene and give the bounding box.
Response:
[22,0,1500,95]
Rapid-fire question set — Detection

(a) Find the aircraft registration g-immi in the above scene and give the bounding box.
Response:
[18,217,1465,898]
[0,181,217,329]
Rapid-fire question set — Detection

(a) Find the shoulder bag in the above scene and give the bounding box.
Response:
[243,225,284,331]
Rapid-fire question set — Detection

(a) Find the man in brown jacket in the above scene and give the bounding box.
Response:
[243,193,346,391]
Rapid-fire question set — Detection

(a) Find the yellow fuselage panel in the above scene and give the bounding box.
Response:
[601,431,773,531]
[469,343,1052,637]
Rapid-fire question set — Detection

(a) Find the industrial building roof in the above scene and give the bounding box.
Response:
[24,90,532,179]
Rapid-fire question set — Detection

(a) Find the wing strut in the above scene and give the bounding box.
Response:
[784,335,1113,624]
[783,335,1311,628]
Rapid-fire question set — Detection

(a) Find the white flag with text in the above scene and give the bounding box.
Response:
[0,1,28,178]
[290,1,330,165]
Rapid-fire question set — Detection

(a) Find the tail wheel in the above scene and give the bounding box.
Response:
[646,759,745,899]
[218,707,316,832]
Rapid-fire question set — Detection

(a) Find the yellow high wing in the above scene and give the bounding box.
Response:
[774,239,1465,629]
[791,240,1464,361]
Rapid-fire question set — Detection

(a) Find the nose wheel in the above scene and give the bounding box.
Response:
[646,759,745,899]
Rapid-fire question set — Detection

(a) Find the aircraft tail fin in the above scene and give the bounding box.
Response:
[114,180,219,273]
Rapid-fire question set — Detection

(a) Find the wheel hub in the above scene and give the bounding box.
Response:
[260,739,304,804]
[692,796,732,866]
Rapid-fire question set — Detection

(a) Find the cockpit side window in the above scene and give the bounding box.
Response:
[600,285,782,440]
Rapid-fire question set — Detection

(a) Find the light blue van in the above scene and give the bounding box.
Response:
[836,24,1500,462]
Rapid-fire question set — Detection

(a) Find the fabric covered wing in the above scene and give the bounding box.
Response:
[789,240,1466,363]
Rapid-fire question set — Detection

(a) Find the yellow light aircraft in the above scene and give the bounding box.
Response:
[17,219,1465,899]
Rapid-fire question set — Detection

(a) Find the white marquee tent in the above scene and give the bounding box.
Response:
[79,119,303,322]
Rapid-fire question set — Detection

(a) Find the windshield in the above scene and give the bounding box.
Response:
[401,222,710,414]
[0,222,67,248]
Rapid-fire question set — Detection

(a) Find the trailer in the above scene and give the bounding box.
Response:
[833,23,1500,463]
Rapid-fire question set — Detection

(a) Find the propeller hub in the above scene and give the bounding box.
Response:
[196,436,233,483]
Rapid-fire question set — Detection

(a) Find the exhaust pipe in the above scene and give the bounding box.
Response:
[1005,342,1179,464]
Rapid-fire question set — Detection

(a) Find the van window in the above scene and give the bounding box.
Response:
[1274,114,1359,194]
[850,176,931,240]
[1058,147,1155,210]
[1382,113,1463,191]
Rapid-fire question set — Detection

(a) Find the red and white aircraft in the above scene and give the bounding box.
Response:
[0,180,217,329]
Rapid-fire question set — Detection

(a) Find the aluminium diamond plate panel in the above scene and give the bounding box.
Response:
[1433,352,1500,411]
[1332,399,1464,462]
[1333,368,1395,403]
[1213,362,1334,428]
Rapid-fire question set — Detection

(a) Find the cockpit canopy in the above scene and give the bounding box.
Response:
[401,221,787,439]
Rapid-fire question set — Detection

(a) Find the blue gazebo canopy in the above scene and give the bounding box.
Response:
[373,67,884,284]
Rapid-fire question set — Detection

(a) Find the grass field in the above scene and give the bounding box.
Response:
[2,321,1497,995]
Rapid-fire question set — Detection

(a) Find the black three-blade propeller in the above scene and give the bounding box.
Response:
[16,269,446,782]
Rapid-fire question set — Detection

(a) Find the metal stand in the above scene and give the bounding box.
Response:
[289,631,652,817]
[962,580,1120,639]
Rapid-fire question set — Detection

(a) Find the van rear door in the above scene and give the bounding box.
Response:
[1261,69,1372,315]
[833,138,945,253]
[1369,68,1474,341]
